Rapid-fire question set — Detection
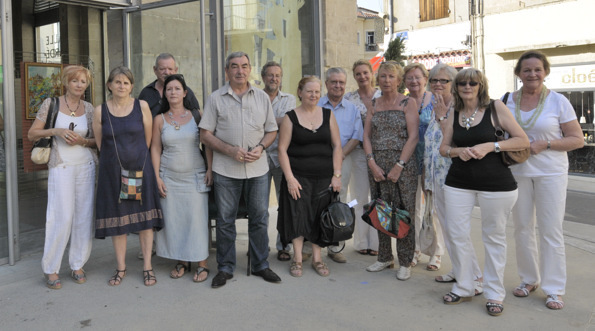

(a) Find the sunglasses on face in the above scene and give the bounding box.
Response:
[429,79,451,84]
[456,81,479,87]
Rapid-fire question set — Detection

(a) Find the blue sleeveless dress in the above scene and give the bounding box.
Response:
[95,99,163,238]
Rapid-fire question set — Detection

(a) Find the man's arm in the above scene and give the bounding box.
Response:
[200,128,248,162]
[342,139,360,158]
[245,130,277,163]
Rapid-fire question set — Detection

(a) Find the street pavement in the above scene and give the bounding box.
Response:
[0,176,594,330]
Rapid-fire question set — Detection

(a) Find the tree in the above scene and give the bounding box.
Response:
[384,35,406,67]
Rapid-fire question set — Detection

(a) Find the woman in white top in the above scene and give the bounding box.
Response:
[505,50,584,310]
[28,65,97,289]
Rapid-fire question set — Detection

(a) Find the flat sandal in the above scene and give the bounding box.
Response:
[143,269,157,286]
[108,269,126,286]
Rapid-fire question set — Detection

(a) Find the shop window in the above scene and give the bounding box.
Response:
[35,23,61,63]
[560,91,594,145]
[419,0,449,22]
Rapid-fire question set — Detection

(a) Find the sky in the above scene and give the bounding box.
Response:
[357,0,383,13]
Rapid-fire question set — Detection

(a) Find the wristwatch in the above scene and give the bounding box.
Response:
[366,153,374,161]
[396,160,406,168]
[438,115,448,122]
[547,140,551,150]
[494,142,501,153]
[333,173,342,178]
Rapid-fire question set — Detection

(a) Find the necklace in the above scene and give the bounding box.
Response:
[168,110,188,130]
[515,85,547,130]
[64,96,81,117]
[417,91,427,114]
[461,107,479,130]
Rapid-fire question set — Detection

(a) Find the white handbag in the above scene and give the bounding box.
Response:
[419,192,438,256]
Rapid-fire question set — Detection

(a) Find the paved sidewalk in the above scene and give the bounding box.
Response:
[0,174,594,330]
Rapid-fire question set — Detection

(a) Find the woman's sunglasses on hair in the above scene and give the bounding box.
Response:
[456,81,479,87]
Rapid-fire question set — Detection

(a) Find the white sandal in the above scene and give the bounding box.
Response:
[410,251,422,267]
[427,255,441,271]
[435,272,456,283]
[546,294,564,310]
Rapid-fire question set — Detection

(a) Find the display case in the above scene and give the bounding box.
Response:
[581,123,595,146]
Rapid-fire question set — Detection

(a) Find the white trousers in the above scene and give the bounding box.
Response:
[433,178,482,279]
[41,161,95,274]
[512,174,568,296]
[340,148,378,251]
[414,176,445,256]
[444,185,518,301]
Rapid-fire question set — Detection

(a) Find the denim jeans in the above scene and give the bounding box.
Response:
[213,172,270,274]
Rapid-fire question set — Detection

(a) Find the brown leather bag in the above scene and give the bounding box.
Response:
[491,96,531,166]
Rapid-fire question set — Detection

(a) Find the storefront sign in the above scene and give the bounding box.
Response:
[547,64,595,90]
[409,51,471,70]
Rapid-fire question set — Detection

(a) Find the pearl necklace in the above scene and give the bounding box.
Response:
[64,96,81,117]
[168,110,188,130]
[461,107,479,130]
[514,85,547,130]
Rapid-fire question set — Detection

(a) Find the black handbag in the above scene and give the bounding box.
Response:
[319,189,355,247]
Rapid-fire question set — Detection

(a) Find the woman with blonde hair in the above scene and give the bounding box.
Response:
[28,65,97,289]
[363,61,419,280]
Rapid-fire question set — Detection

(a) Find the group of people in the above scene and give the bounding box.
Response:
[29,50,583,317]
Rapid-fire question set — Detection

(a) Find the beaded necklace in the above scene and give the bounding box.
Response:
[417,91,426,115]
[514,85,548,130]
[461,107,479,130]
[168,110,188,130]
[64,96,81,117]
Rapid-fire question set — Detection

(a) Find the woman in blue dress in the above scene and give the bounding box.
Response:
[93,67,163,286]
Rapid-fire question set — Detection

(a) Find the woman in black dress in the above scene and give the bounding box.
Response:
[277,76,342,278]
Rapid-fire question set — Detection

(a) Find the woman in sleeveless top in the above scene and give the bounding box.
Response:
[363,61,419,281]
[151,74,212,283]
[93,67,163,287]
[439,68,529,316]
[28,66,97,289]
[277,76,343,278]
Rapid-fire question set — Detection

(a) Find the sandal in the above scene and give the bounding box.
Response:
[427,255,441,271]
[45,274,62,290]
[311,261,330,277]
[486,302,504,316]
[71,269,87,284]
[108,269,126,286]
[435,272,456,283]
[357,249,369,255]
[143,269,157,286]
[170,262,190,279]
[369,250,378,256]
[410,251,422,267]
[193,267,210,283]
[289,261,303,277]
[277,250,291,261]
[475,280,484,296]
[545,294,564,310]
[443,292,472,305]
[513,282,538,297]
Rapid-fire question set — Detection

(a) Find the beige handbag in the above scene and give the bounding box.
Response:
[31,97,59,164]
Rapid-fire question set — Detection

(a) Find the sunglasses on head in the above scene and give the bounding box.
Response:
[429,79,451,84]
[456,81,479,87]
[168,74,185,81]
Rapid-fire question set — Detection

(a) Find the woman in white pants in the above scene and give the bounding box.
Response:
[505,50,583,310]
[28,66,97,289]
[424,64,482,292]
[439,69,529,316]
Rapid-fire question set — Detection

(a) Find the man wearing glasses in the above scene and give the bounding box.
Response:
[139,53,200,117]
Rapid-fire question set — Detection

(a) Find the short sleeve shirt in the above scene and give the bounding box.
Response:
[199,82,278,179]
[139,80,201,117]
[318,95,363,147]
[266,90,297,168]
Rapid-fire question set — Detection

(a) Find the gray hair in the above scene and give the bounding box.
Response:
[154,53,176,68]
[427,64,458,91]
[325,67,347,81]
[225,51,251,69]
[261,61,282,78]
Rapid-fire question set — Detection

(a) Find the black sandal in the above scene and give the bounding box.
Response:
[443,292,472,305]
[193,267,210,283]
[277,251,291,261]
[108,269,126,286]
[486,302,504,316]
[170,262,190,279]
[143,269,157,286]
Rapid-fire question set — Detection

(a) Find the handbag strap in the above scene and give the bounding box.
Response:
[489,100,505,142]
[43,97,60,130]
[376,180,406,210]
[105,100,148,171]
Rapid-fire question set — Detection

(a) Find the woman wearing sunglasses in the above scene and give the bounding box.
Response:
[439,69,529,316]
[28,65,97,289]
[151,74,212,283]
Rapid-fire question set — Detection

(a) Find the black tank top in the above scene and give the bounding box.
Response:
[445,102,517,192]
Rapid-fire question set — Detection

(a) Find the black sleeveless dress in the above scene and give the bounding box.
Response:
[277,108,334,247]
[95,99,163,238]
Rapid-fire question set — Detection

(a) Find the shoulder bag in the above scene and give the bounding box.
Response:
[418,191,437,255]
[319,189,355,247]
[361,182,411,239]
[106,103,148,204]
[491,96,530,166]
[31,97,60,164]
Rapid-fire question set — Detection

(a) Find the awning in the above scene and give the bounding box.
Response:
[50,0,131,9]
[408,50,471,69]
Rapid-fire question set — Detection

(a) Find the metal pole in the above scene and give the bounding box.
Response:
[200,0,207,106]
[1,0,19,265]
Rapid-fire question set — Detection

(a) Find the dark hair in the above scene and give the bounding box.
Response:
[514,50,551,76]
[261,61,282,78]
[157,74,192,115]
[106,66,134,96]
[452,68,491,112]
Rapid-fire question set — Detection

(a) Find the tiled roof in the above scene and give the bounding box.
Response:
[357,7,381,19]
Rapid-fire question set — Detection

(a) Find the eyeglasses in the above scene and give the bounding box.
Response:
[456,81,479,87]
[429,79,451,85]
[69,122,77,131]
[405,76,424,82]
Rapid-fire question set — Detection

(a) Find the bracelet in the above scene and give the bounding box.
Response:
[366,153,374,161]
[257,143,266,150]
[446,148,452,158]
[82,139,87,147]
[333,173,342,178]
